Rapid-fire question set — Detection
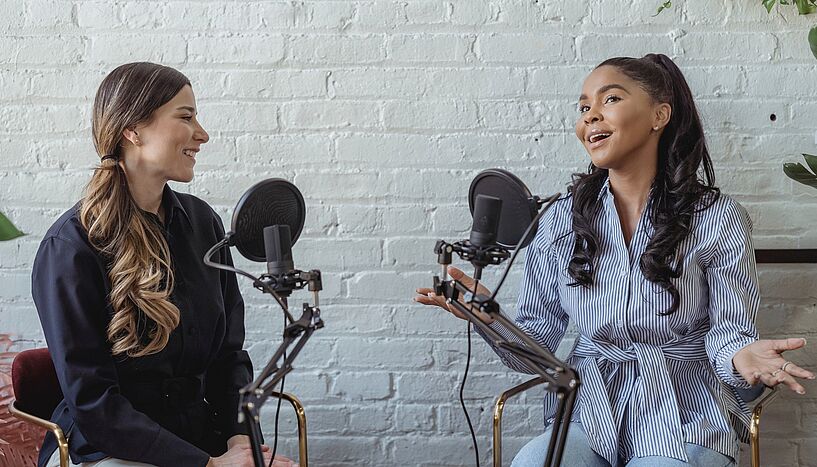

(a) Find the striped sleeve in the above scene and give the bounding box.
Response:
[704,199,760,389]
[475,217,570,374]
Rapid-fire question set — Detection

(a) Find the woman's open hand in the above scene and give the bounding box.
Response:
[732,338,815,394]
[414,266,495,324]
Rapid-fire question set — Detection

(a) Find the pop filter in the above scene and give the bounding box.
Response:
[230,178,306,262]
[468,169,539,249]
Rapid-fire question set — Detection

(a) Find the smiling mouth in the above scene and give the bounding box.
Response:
[183,149,196,159]
[588,133,611,144]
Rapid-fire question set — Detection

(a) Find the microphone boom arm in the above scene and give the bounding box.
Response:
[240,302,324,467]
[431,191,578,467]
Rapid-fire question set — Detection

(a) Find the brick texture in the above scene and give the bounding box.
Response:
[1,0,815,465]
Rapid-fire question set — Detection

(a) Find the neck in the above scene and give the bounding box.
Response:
[608,169,654,210]
[124,170,166,216]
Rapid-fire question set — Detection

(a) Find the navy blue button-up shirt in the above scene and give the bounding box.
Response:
[32,185,252,467]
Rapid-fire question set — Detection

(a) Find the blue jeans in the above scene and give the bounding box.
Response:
[511,423,735,467]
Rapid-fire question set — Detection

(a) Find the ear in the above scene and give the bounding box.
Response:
[122,127,141,146]
[653,102,672,131]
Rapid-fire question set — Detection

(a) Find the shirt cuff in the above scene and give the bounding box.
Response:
[720,339,756,389]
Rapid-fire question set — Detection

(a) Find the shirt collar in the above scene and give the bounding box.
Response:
[598,176,612,201]
[161,184,191,227]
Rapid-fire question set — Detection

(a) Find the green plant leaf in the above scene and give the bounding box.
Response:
[654,1,672,16]
[0,212,24,241]
[784,162,817,188]
[810,26,817,59]
[803,153,817,173]
[763,0,778,13]
[795,0,817,14]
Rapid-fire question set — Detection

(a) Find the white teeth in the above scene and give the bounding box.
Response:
[589,133,611,143]
[183,149,195,157]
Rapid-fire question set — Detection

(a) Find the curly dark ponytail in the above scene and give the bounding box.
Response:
[567,53,720,315]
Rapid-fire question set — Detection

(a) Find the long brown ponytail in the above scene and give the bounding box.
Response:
[80,62,190,358]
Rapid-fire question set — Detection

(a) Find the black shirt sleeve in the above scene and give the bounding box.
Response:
[32,235,211,467]
[204,234,253,439]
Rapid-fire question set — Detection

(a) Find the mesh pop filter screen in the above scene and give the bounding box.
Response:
[230,179,306,262]
[468,169,538,249]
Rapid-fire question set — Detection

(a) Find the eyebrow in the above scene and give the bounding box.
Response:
[578,84,630,101]
[176,106,197,113]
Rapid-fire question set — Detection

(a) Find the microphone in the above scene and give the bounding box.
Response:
[202,178,324,467]
[469,194,502,248]
[264,225,294,276]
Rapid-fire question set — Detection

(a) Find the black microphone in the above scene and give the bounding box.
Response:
[469,194,502,247]
[264,225,294,276]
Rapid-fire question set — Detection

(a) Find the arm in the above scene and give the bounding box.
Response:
[474,227,570,374]
[704,200,760,389]
[204,220,253,440]
[32,236,211,467]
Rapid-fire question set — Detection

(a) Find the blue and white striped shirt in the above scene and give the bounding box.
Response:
[478,178,759,464]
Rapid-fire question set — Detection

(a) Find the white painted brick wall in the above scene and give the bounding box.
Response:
[1,0,816,465]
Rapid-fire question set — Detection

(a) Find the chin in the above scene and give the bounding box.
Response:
[171,172,195,183]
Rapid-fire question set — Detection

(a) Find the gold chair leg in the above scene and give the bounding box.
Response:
[270,391,308,467]
[750,387,779,467]
[9,400,69,467]
[493,377,547,467]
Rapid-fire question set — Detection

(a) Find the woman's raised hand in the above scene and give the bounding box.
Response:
[414,266,495,324]
[732,338,815,394]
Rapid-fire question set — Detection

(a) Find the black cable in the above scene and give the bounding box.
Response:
[459,321,480,467]
[203,238,295,324]
[268,311,286,467]
[489,194,561,302]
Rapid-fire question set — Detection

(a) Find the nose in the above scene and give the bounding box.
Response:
[194,120,209,144]
[583,106,602,125]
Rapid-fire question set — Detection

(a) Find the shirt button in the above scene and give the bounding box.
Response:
[620,269,628,278]
[188,327,197,336]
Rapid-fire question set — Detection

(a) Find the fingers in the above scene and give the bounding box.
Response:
[771,337,807,353]
[272,456,299,467]
[765,370,807,395]
[414,290,448,308]
[447,266,468,283]
[780,361,816,381]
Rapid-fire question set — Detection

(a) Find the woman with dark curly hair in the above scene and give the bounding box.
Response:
[416,54,814,466]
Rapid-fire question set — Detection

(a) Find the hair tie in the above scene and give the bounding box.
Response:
[101,154,119,163]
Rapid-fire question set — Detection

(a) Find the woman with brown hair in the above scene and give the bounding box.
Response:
[31,62,296,467]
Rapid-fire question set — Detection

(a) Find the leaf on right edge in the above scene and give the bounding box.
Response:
[783,162,817,188]
[795,0,817,14]
[803,153,817,174]
[809,26,817,60]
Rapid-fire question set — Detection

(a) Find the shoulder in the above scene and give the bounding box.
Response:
[172,190,226,233]
[696,192,752,232]
[34,204,105,278]
[531,192,573,252]
[40,203,95,253]
[174,190,220,220]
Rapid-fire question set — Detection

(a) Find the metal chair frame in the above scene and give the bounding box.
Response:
[8,350,309,467]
